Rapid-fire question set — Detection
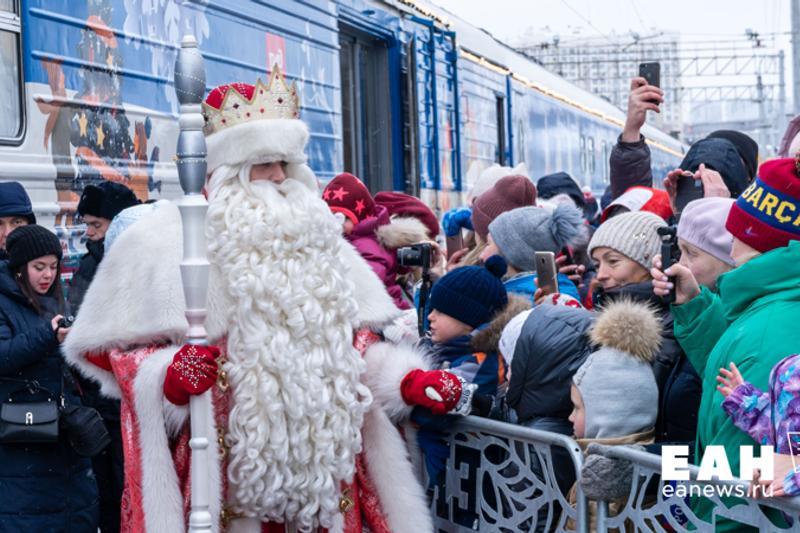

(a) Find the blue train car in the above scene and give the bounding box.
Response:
[0,0,686,257]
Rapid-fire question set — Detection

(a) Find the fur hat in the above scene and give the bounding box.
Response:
[7,224,62,269]
[488,205,583,271]
[202,68,317,191]
[322,173,375,224]
[77,181,140,221]
[573,300,660,439]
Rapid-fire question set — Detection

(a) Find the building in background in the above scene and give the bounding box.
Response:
[515,32,683,136]
[514,29,788,153]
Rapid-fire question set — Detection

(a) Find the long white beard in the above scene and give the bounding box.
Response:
[206,166,372,531]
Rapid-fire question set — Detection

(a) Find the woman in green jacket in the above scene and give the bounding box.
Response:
[652,157,800,531]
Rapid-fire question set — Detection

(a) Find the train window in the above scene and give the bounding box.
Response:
[0,0,23,142]
[588,137,595,175]
[338,28,393,192]
[601,140,610,184]
[495,95,506,165]
[579,135,586,174]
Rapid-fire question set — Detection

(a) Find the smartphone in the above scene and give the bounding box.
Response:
[446,233,464,259]
[638,62,660,88]
[675,171,704,213]
[535,251,558,296]
[657,227,678,304]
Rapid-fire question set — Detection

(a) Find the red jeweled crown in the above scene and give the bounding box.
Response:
[202,64,300,137]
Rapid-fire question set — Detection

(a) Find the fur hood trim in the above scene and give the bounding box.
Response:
[590,299,661,363]
[64,201,399,390]
[471,295,532,353]
[375,216,431,250]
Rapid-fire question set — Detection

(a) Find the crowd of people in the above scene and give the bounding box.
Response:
[0,70,799,533]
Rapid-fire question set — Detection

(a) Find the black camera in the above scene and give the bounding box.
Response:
[58,316,75,329]
[397,243,432,270]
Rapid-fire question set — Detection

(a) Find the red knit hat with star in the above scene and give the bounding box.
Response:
[323,173,375,224]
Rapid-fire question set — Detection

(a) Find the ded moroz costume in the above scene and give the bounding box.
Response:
[62,67,461,532]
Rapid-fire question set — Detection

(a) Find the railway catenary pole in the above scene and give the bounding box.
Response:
[173,35,213,533]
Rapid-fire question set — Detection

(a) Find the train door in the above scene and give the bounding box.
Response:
[338,26,394,193]
[411,21,460,208]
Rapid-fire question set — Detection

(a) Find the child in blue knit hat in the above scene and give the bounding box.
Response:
[420,256,511,396]
[409,256,529,490]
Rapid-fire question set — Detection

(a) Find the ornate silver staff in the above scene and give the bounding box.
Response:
[174,35,212,533]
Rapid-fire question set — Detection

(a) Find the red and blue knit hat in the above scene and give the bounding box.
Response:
[725,158,800,253]
[429,256,508,328]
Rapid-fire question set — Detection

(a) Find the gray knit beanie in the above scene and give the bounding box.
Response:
[488,205,583,271]
[588,211,666,270]
[572,299,661,439]
[573,348,658,439]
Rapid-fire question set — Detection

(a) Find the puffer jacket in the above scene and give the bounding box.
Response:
[506,304,594,424]
[0,261,98,532]
[504,304,594,506]
[595,281,700,445]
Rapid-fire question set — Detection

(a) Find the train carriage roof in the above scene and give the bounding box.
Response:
[401,0,686,156]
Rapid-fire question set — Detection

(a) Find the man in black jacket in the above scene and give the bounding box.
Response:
[0,182,35,261]
[68,181,139,313]
[70,180,139,533]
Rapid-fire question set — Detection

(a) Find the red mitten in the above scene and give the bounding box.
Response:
[163,345,220,405]
[400,369,462,415]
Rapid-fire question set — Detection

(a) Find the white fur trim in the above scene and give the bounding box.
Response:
[339,241,401,329]
[63,202,188,398]
[206,119,309,174]
[361,407,433,532]
[363,342,428,422]
[134,345,222,533]
[375,217,431,250]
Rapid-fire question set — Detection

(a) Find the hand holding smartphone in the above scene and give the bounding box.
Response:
[638,62,661,105]
[535,251,558,296]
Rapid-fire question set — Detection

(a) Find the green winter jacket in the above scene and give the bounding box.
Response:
[672,241,800,531]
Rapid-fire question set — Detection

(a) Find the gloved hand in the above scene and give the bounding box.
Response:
[579,443,645,501]
[441,207,473,237]
[400,369,462,415]
[163,345,220,405]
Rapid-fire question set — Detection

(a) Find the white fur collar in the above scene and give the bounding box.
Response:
[63,200,399,395]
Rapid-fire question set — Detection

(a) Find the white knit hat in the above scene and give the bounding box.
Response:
[499,309,532,365]
[588,211,666,270]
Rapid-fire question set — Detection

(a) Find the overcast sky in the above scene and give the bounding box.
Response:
[430,0,790,48]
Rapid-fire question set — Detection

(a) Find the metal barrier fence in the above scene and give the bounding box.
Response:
[595,446,800,532]
[426,416,588,533]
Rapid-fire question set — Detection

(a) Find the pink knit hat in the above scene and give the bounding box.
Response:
[677,198,735,266]
[471,175,537,240]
